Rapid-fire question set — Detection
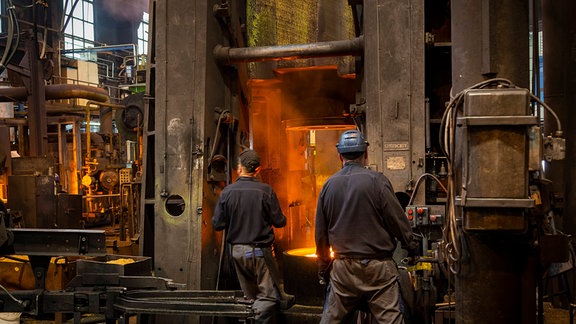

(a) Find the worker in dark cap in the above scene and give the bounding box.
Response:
[212,148,293,323]
[315,130,417,323]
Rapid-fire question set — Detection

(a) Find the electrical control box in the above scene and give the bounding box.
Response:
[405,205,445,228]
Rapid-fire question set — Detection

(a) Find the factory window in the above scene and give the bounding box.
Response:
[62,0,96,61]
[0,1,5,33]
[137,12,149,58]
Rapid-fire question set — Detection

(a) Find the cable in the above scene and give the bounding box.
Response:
[0,1,16,73]
[5,0,21,69]
[208,110,230,163]
[39,3,48,59]
[406,172,448,206]
[0,283,25,306]
[437,78,565,276]
[438,78,517,275]
[530,93,562,135]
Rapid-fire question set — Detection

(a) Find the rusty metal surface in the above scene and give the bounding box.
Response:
[461,89,531,213]
[55,193,83,229]
[247,0,356,75]
[455,234,536,324]
[76,255,152,276]
[542,0,576,238]
[0,255,80,290]
[451,0,530,93]
[213,36,363,64]
[451,1,534,323]
[363,0,426,196]
[9,228,106,256]
[0,288,254,319]
[8,175,56,228]
[143,0,227,290]
[282,249,325,306]
[114,290,253,317]
[458,90,533,228]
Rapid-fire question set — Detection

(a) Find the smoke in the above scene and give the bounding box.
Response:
[102,0,149,23]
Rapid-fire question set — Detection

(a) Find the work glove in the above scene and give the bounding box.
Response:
[318,269,329,285]
[317,260,333,285]
[403,240,420,265]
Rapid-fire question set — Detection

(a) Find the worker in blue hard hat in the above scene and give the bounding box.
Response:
[315,129,417,323]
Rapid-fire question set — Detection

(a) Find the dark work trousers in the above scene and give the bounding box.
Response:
[320,258,404,324]
[232,244,281,324]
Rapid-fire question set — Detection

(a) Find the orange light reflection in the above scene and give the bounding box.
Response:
[285,247,334,258]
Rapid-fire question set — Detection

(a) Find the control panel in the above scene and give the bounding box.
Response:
[405,205,445,228]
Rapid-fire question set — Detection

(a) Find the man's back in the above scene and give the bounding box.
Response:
[315,130,414,324]
[213,176,286,246]
[316,161,412,258]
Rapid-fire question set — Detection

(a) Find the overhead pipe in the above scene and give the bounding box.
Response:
[213,36,364,65]
[0,84,109,103]
[61,43,137,56]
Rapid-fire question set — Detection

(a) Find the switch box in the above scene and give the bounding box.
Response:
[406,205,445,228]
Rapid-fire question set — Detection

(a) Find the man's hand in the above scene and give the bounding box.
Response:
[317,259,333,285]
[318,269,329,285]
[406,240,420,259]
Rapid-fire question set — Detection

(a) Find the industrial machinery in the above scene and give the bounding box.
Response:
[1,0,576,324]
[139,0,574,323]
[0,0,146,244]
[0,218,254,323]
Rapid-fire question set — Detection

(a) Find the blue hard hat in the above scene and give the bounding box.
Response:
[336,130,369,154]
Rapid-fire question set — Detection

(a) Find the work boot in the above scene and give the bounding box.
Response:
[277,283,295,310]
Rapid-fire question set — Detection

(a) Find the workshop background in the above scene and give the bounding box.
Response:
[0,0,575,323]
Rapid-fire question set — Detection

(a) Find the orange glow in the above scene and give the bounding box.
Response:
[285,247,334,259]
[249,66,356,251]
[286,247,317,258]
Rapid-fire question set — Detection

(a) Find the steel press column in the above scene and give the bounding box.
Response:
[362,0,426,196]
[451,0,534,323]
[142,0,227,294]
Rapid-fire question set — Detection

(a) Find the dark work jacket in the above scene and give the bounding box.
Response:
[315,162,414,269]
[212,176,286,246]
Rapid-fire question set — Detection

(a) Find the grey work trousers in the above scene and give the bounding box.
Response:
[231,244,281,324]
[320,258,404,324]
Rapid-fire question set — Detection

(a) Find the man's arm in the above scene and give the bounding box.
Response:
[212,197,228,231]
[268,190,287,228]
[314,193,332,280]
[379,176,415,247]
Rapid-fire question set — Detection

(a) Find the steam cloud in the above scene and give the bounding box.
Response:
[102,0,149,22]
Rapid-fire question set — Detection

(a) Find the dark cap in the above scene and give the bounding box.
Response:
[239,149,260,172]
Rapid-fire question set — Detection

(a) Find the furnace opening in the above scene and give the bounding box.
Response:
[248,65,358,252]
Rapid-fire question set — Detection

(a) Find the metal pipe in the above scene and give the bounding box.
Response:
[213,36,364,65]
[0,118,26,126]
[61,43,137,55]
[0,84,109,103]
[46,85,109,102]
